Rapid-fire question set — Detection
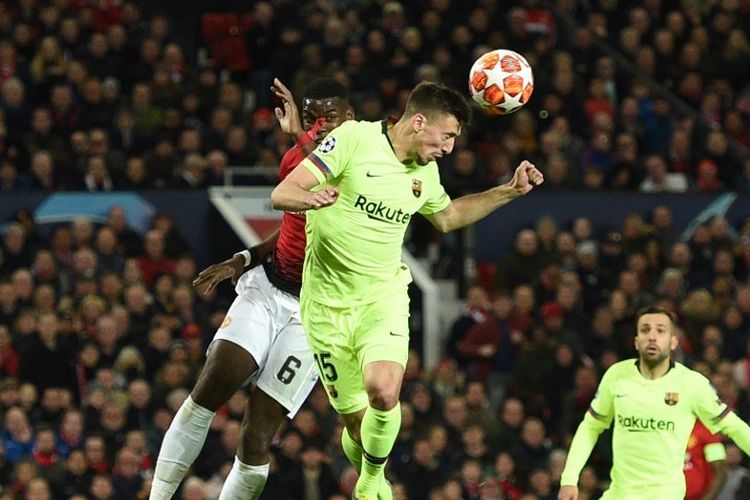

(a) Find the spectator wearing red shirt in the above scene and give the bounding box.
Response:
[136,229,176,288]
[684,420,727,500]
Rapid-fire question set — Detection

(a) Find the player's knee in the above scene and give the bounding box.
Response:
[365,384,400,411]
[192,342,258,410]
[364,362,404,411]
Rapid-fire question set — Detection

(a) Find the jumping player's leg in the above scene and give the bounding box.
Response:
[341,412,393,500]
[151,278,276,500]
[301,297,404,500]
[218,389,284,500]
[352,295,409,500]
[220,314,318,499]
[150,340,258,499]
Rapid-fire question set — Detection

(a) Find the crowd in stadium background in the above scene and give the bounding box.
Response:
[0,0,749,498]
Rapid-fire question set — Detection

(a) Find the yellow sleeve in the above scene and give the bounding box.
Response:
[560,367,615,486]
[418,167,451,215]
[715,412,750,456]
[692,371,732,435]
[691,371,750,455]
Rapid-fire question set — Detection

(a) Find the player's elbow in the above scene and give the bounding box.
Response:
[436,222,452,233]
[430,217,453,233]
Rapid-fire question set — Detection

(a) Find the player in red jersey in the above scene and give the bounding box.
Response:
[149,78,354,500]
[684,419,727,500]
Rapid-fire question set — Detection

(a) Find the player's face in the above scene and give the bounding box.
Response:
[635,313,678,366]
[301,97,353,144]
[414,113,461,166]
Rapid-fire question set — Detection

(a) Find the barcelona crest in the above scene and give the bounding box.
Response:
[412,179,422,198]
[664,392,679,406]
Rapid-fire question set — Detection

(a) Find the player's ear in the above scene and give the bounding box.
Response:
[670,332,679,351]
[345,106,355,120]
[412,113,426,132]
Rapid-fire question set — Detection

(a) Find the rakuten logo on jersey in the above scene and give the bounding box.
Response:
[617,414,675,432]
[354,195,411,224]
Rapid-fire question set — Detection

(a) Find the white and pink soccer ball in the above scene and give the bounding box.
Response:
[468,48,534,115]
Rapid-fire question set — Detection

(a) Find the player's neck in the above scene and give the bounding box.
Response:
[387,120,416,164]
[637,358,672,379]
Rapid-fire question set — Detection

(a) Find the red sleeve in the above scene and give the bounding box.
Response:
[279,146,307,181]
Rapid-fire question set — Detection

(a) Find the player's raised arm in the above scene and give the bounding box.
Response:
[271,78,326,156]
[559,367,615,497]
[424,160,543,233]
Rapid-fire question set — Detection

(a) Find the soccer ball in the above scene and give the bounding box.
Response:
[469,49,534,115]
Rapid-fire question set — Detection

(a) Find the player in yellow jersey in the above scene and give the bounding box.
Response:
[559,306,750,500]
[271,81,544,499]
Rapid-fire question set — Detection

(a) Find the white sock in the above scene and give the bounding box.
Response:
[218,457,269,500]
[149,396,215,499]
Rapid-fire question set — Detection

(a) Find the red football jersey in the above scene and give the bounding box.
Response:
[684,420,724,500]
[272,145,307,285]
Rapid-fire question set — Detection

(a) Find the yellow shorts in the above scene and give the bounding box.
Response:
[300,292,410,414]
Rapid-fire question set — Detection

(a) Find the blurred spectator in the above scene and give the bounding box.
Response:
[497,230,549,291]
[2,407,34,463]
[19,312,77,394]
[136,230,175,287]
[639,154,689,192]
[446,284,490,370]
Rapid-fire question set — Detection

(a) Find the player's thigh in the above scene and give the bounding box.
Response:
[254,319,318,419]
[209,269,281,366]
[354,291,410,369]
[197,284,276,407]
[300,299,368,414]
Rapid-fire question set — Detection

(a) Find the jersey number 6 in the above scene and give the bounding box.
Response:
[276,355,302,385]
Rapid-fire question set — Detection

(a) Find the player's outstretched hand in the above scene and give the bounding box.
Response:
[558,485,578,500]
[192,254,245,294]
[272,78,302,137]
[307,186,339,209]
[510,160,544,195]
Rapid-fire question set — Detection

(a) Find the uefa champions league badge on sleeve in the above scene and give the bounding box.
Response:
[318,136,336,154]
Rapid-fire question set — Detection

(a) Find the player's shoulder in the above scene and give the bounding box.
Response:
[673,361,709,383]
[318,120,378,154]
[605,359,639,378]
[312,121,365,157]
[332,119,379,136]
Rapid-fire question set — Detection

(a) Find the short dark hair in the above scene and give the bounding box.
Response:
[637,306,676,331]
[303,78,349,101]
[403,82,472,127]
